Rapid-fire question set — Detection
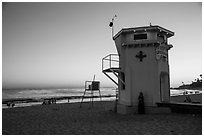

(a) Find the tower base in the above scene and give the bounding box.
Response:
[117,103,171,114]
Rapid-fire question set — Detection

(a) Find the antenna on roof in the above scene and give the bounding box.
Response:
[93,74,96,81]
[109,14,117,39]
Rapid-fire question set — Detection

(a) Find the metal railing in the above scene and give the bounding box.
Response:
[102,54,119,71]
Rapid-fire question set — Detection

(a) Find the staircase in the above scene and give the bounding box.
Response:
[102,54,125,86]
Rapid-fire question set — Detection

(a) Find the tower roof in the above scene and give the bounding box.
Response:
[113,25,174,40]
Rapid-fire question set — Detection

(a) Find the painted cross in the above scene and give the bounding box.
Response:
[136,51,147,62]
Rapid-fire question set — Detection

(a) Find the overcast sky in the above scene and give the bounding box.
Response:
[2,2,202,88]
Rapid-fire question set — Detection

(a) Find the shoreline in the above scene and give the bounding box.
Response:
[2,93,202,109]
[2,95,116,109]
[2,94,116,104]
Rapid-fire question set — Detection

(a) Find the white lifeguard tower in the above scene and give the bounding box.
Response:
[102,25,174,114]
[80,75,102,107]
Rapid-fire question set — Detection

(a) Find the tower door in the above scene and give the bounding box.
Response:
[160,72,170,102]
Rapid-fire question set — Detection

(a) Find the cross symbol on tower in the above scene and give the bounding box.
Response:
[135,51,147,62]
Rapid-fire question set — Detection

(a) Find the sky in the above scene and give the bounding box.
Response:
[2,2,202,89]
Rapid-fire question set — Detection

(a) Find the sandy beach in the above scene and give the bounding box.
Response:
[2,101,202,135]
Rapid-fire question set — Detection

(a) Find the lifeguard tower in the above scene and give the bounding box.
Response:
[80,75,102,107]
[102,25,174,114]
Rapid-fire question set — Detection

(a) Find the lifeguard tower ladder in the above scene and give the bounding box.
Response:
[80,76,102,107]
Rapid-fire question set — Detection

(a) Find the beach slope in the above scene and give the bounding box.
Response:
[2,101,202,135]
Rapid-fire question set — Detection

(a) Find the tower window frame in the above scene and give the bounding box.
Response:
[121,72,125,90]
[134,33,147,40]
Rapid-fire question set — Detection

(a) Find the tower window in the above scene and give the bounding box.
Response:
[134,34,147,40]
[121,72,125,90]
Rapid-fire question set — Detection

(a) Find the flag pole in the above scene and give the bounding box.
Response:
[109,15,117,39]
[112,18,114,38]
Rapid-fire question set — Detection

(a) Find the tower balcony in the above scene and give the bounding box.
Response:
[102,54,120,72]
[102,54,124,86]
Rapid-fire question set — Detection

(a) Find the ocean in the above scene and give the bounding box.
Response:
[2,87,202,109]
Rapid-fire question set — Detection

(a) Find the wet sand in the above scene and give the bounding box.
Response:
[2,101,202,135]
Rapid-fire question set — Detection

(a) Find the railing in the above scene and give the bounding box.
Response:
[102,54,119,71]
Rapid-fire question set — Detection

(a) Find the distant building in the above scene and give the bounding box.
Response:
[178,79,202,90]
